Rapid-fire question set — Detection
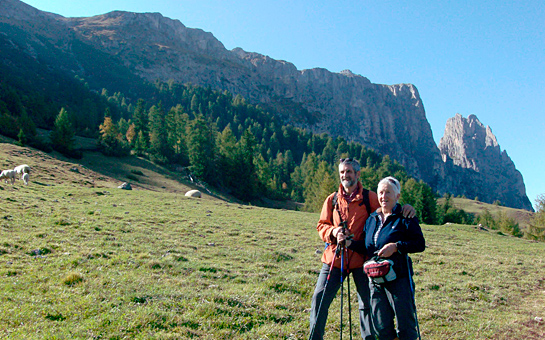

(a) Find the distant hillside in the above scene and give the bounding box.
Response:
[0,135,303,210]
[439,196,533,230]
[0,133,214,195]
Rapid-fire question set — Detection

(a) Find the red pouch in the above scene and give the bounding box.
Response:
[363,257,396,284]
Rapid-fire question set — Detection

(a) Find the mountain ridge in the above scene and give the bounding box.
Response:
[0,0,533,210]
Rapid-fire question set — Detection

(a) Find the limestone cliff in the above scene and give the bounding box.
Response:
[56,10,443,184]
[438,114,532,210]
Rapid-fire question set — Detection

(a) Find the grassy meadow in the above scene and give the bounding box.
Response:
[1,141,544,339]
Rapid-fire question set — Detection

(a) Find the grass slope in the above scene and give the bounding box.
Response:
[439,196,534,230]
[1,141,544,339]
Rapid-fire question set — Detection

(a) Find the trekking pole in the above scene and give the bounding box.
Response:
[338,219,352,340]
[345,247,353,340]
[407,255,421,340]
[340,243,345,340]
[309,245,342,340]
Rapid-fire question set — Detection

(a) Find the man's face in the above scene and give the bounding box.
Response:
[339,163,359,190]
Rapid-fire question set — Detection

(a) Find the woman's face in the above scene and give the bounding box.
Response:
[377,182,400,212]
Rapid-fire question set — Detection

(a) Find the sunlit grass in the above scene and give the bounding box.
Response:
[0,182,544,339]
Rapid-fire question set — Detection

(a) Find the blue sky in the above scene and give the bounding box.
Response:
[22,0,545,210]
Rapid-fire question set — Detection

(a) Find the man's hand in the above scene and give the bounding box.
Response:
[333,227,351,246]
[336,230,352,247]
[401,204,416,218]
[377,242,397,258]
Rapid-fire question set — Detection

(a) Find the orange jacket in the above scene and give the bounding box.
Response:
[317,182,380,270]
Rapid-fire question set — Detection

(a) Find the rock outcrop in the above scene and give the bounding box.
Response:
[438,114,532,210]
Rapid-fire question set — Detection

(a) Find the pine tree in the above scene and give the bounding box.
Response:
[497,212,522,237]
[0,111,19,138]
[230,129,258,200]
[134,131,148,156]
[254,153,274,196]
[401,178,422,215]
[117,118,130,136]
[148,103,172,163]
[98,115,130,156]
[336,140,349,160]
[321,138,336,164]
[420,181,438,224]
[50,107,75,153]
[217,125,238,189]
[17,128,27,146]
[187,115,217,183]
[400,179,438,224]
[303,161,337,212]
[300,153,320,201]
[190,94,199,113]
[132,99,148,144]
[126,123,136,146]
[527,195,545,241]
[169,106,190,165]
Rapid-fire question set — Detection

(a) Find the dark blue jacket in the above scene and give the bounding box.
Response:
[349,203,425,278]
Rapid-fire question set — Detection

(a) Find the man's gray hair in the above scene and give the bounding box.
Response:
[339,158,361,172]
[378,176,401,196]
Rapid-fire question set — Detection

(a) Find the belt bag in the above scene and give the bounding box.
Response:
[363,257,396,284]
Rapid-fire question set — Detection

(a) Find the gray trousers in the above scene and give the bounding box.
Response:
[309,263,374,340]
[369,275,418,340]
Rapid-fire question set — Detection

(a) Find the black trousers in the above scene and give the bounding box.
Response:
[369,275,419,340]
[309,263,375,340]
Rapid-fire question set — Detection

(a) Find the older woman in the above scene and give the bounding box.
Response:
[340,176,425,340]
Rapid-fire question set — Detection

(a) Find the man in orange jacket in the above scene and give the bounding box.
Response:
[309,158,415,340]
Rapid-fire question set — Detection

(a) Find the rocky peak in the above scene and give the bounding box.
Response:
[439,114,532,211]
[67,11,229,56]
[1,0,60,21]
[439,113,501,171]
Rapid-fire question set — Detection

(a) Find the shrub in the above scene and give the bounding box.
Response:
[497,213,522,237]
[63,272,84,286]
[477,209,496,229]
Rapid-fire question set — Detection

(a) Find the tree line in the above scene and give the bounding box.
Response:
[2,78,545,237]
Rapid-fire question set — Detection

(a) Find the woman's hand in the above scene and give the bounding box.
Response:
[377,242,398,258]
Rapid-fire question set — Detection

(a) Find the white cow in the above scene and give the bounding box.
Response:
[0,170,16,184]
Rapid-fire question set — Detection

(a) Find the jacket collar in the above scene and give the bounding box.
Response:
[338,181,363,202]
[373,202,402,216]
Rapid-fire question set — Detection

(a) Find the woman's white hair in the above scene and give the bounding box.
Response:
[378,176,401,196]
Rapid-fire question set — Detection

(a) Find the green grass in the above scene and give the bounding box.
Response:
[0,141,544,339]
[0,183,319,339]
[1,184,544,339]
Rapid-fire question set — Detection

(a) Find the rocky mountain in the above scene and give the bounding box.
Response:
[438,114,532,210]
[0,0,533,210]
